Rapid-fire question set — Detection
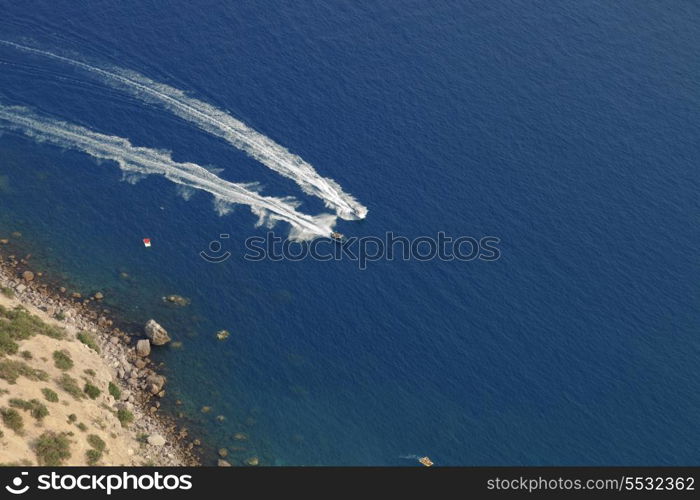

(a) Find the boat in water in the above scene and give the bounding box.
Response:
[418,456,434,467]
[330,231,344,240]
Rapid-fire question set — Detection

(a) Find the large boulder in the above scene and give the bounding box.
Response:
[144,319,171,345]
[136,339,151,357]
[147,434,166,446]
[146,374,166,395]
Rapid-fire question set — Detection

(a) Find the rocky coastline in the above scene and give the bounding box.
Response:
[0,235,201,466]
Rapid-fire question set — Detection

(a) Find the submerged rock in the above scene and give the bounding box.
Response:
[22,270,34,282]
[215,329,230,341]
[217,459,232,467]
[145,319,171,345]
[164,295,190,307]
[244,456,259,466]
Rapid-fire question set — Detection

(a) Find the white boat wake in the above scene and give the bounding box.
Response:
[0,105,337,241]
[0,40,368,221]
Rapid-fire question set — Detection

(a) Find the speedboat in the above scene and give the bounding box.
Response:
[330,231,344,240]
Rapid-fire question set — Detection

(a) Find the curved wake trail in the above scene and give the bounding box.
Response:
[0,105,337,241]
[0,40,368,221]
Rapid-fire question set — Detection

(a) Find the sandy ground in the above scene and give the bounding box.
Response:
[0,292,159,465]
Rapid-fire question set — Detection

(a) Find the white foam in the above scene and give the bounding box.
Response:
[0,105,336,240]
[0,40,368,221]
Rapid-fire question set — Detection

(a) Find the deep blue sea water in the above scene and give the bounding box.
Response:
[0,0,698,465]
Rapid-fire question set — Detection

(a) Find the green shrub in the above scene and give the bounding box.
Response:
[76,332,100,353]
[67,413,77,423]
[84,368,96,378]
[1,407,23,434]
[0,359,48,384]
[87,434,106,452]
[56,374,83,399]
[76,422,87,432]
[54,311,66,321]
[85,448,102,465]
[52,350,73,371]
[116,408,134,428]
[41,388,59,403]
[8,398,49,420]
[34,431,71,466]
[0,332,18,356]
[20,350,32,360]
[85,434,107,465]
[34,406,49,420]
[108,382,121,400]
[0,305,65,340]
[83,383,100,400]
[8,398,29,409]
[0,287,15,299]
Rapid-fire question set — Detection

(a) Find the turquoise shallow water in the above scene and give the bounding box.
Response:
[0,0,698,465]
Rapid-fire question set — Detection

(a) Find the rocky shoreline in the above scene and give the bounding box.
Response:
[0,237,201,466]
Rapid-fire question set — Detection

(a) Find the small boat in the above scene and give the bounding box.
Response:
[418,456,434,467]
[330,231,344,240]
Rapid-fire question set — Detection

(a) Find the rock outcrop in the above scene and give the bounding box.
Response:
[144,319,171,345]
[146,374,166,395]
[136,339,151,357]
